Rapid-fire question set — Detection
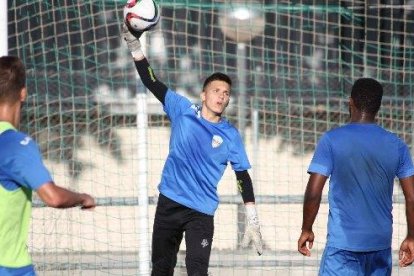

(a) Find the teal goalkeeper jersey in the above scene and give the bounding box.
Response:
[158,90,251,215]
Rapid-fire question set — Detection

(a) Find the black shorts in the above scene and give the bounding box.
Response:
[151,194,214,276]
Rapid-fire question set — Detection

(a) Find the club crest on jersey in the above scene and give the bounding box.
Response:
[190,104,201,118]
[211,135,223,148]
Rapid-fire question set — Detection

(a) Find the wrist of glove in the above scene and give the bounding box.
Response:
[121,23,144,59]
[241,204,263,255]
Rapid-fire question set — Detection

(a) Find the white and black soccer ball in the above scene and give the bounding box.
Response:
[123,0,160,32]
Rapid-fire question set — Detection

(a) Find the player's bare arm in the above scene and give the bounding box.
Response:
[36,182,95,209]
[298,173,327,256]
[399,175,414,267]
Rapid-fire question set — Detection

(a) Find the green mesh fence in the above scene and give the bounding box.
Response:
[7,0,414,275]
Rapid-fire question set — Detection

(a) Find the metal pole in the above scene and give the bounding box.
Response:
[0,1,8,55]
[136,83,150,275]
[237,42,247,141]
[236,42,247,245]
[251,103,259,184]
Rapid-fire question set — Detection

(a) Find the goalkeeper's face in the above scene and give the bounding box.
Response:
[201,80,231,119]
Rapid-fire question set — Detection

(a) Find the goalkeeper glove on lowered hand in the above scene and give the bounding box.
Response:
[241,204,264,255]
[121,23,144,60]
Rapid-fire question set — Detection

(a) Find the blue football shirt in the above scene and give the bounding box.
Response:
[158,90,251,215]
[0,122,53,274]
[308,123,414,251]
[0,125,52,192]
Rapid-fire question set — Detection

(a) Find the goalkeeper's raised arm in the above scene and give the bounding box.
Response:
[121,23,168,105]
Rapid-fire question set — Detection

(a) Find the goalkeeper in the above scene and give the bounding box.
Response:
[122,24,263,275]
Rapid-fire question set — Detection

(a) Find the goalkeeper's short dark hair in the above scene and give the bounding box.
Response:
[203,72,232,91]
[351,78,383,114]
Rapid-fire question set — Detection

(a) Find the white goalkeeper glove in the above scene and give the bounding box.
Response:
[121,23,144,60]
[241,204,263,255]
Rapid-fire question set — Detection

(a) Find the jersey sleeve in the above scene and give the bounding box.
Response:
[396,141,414,179]
[163,89,192,122]
[6,139,53,190]
[308,133,333,176]
[228,130,251,171]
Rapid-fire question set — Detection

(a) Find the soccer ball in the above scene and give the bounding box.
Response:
[123,0,160,32]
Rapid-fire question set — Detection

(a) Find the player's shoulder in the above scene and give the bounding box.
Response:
[1,128,27,141]
[166,89,192,103]
[0,129,37,153]
[320,125,342,138]
[331,123,404,143]
[360,124,402,141]
[318,124,351,143]
[380,127,400,138]
[218,118,240,135]
[327,123,379,134]
[165,89,194,112]
[382,128,408,146]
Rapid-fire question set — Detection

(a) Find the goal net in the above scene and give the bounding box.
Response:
[7,0,414,275]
